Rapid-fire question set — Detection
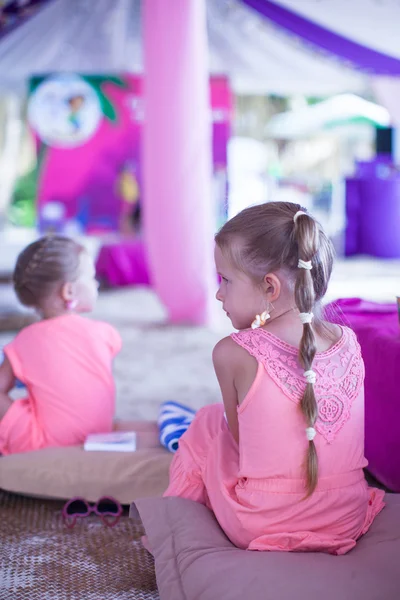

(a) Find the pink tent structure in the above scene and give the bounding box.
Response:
[143,0,216,325]
[2,0,400,321]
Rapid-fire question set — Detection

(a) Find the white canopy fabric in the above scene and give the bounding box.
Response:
[0,0,376,96]
[0,0,399,110]
[0,0,142,92]
[273,0,400,60]
[207,1,367,95]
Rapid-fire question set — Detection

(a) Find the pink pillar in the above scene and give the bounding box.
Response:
[143,0,215,325]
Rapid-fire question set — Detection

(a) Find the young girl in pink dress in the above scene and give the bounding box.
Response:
[0,235,121,455]
[164,202,385,555]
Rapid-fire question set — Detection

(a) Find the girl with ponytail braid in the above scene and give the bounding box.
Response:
[163,202,385,555]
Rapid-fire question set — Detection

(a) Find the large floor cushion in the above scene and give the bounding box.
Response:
[135,493,400,600]
[0,421,172,504]
[326,299,400,491]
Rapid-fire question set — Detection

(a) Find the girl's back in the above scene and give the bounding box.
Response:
[164,323,384,555]
[2,314,120,452]
[232,325,366,481]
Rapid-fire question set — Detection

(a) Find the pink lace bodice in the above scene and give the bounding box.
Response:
[231,326,364,444]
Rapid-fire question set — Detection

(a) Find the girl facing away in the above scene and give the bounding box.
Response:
[164,202,385,555]
[0,235,121,455]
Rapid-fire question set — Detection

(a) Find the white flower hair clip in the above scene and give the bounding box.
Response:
[251,310,270,329]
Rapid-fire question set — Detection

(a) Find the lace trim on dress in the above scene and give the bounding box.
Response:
[231,327,363,443]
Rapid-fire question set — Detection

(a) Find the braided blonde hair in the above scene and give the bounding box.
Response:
[13,236,84,308]
[292,212,320,495]
[215,202,335,495]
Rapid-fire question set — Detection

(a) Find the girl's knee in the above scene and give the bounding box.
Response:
[191,403,225,438]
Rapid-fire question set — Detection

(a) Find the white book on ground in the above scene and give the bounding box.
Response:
[84,431,137,452]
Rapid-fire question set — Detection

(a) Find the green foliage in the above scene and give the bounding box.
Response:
[9,167,37,227]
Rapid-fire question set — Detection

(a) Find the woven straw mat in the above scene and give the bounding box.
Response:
[0,490,159,600]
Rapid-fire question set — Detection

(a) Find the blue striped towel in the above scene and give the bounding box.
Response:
[158,400,196,453]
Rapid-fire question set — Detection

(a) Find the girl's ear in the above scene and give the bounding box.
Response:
[61,281,75,302]
[263,273,281,303]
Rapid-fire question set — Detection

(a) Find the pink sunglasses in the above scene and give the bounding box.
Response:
[62,496,123,529]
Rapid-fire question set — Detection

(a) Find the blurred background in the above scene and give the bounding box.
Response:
[0,0,399,337]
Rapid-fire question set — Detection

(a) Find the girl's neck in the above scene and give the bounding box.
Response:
[262,305,303,340]
[265,306,295,325]
[262,304,341,352]
[39,304,75,321]
[42,310,73,320]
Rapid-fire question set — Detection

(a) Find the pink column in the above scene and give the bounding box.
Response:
[143,0,215,325]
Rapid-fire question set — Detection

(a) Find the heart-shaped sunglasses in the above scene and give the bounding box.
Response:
[62,496,123,529]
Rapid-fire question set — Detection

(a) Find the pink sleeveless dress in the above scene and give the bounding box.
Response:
[164,326,385,554]
[0,314,121,455]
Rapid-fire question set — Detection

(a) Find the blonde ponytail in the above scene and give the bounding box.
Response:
[293,212,319,496]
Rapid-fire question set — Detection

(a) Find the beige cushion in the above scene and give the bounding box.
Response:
[0,421,172,504]
[135,494,400,600]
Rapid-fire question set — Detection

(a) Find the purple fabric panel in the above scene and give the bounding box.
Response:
[357,178,400,258]
[326,299,400,491]
[345,177,400,258]
[242,0,400,74]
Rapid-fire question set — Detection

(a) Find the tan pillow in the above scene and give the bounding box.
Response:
[0,420,172,504]
[135,494,400,600]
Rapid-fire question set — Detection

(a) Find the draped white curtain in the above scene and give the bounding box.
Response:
[0,0,373,96]
[1,0,400,98]
[0,0,142,94]
[273,0,400,60]
[206,1,367,95]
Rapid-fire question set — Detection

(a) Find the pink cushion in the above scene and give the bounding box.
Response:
[326,299,400,491]
[96,240,150,287]
[135,494,400,600]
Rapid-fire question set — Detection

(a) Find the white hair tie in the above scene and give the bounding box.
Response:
[293,210,307,223]
[299,312,313,325]
[306,427,317,442]
[298,259,312,270]
[304,370,316,385]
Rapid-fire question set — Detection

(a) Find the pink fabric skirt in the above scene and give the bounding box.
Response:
[0,397,45,455]
[164,404,385,555]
